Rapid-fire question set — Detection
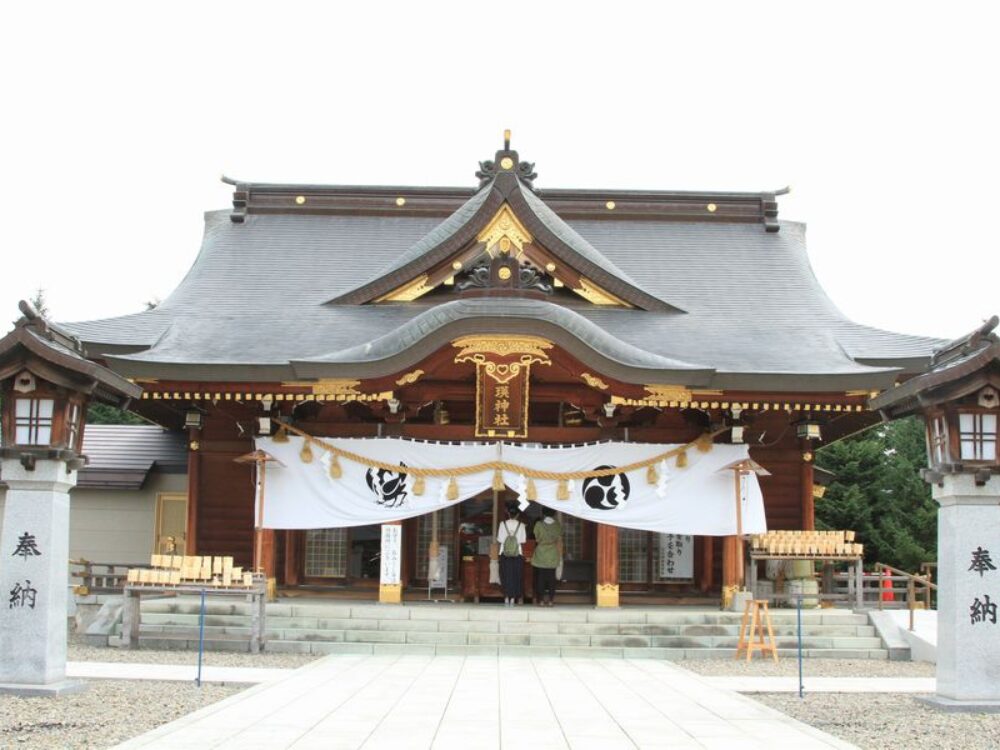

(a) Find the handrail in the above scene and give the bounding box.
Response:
[874,561,937,630]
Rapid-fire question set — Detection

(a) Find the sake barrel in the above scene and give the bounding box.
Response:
[784,560,815,580]
[787,578,819,608]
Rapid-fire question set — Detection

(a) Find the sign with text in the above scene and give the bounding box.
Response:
[380,524,402,585]
[658,533,694,580]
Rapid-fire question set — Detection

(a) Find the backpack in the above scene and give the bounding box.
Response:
[502,522,522,557]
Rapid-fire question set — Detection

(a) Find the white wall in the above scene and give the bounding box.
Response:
[0,472,187,568]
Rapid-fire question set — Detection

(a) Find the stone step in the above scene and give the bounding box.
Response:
[135,611,875,639]
[123,621,885,652]
[109,632,889,661]
[138,600,871,626]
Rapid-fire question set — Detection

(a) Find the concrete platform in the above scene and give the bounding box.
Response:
[111,654,858,749]
[0,679,87,697]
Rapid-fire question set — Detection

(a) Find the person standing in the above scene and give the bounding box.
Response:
[496,504,526,606]
[532,506,563,606]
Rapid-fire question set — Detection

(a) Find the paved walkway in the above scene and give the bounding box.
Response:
[112,655,857,750]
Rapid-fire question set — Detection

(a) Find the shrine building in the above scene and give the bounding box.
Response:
[52,137,940,605]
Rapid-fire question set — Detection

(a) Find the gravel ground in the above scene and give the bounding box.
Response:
[755,692,1000,750]
[0,680,243,749]
[683,657,935,678]
[67,634,319,669]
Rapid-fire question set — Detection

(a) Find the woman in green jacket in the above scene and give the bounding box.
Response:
[531,506,563,606]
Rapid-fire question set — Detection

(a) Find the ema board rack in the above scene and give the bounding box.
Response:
[750,530,863,558]
[126,554,258,588]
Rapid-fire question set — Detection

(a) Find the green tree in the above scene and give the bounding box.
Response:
[816,416,936,571]
[86,403,146,425]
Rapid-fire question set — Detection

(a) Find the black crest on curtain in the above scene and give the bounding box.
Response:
[582,466,631,510]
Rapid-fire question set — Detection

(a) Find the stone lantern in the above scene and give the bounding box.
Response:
[871,315,1000,710]
[0,301,141,696]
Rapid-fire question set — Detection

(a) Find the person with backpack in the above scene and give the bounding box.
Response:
[496,503,526,606]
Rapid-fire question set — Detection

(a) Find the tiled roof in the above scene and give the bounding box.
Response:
[62,169,942,391]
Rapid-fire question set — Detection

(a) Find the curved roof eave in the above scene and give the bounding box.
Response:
[289,298,712,384]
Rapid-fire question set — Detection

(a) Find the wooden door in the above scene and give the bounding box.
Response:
[154,493,189,555]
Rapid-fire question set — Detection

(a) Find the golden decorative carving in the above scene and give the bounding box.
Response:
[280,380,393,404]
[596,583,620,608]
[573,277,630,307]
[376,274,434,303]
[394,369,425,386]
[500,156,514,170]
[580,373,610,390]
[476,204,533,257]
[456,355,542,385]
[452,335,553,361]
[498,266,512,280]
[644,384,694,402]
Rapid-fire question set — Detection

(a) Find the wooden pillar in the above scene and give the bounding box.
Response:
[595,522,619,607]
[698,536,714,592]
[722,535,741,605]
[185,429,200,555]
[283,530,300,587]
[801,446,815,531]
[379,521,403,604]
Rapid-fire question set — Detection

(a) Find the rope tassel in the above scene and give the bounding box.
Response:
[696,433,713,452]
[299,441,313,464]
[328,453,342,479]
[526,478,537,502]
[446,476,459,501]
[412,475,426,496]
[492,468,505,491]
[557,478,570,501]
[676,450,688,468]
[646,463,658,485]
[272,425,289,443]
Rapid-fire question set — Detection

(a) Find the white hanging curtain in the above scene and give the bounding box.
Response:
[255,436,767,536]
[501,442,766,536]
[258,436,497,528]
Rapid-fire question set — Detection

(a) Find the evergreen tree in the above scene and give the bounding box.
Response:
[816,416,936,571]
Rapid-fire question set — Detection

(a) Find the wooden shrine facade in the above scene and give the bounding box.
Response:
[50,135,941,604]
[127,335,877,603]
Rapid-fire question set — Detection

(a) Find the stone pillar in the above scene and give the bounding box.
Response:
[928,474,1000,710]
[0,459,84,695]
[595,523,619,607]
[379,521,403,604]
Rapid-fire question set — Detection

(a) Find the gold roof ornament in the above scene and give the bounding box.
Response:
[451,334,553,361]
[477,204,533,258]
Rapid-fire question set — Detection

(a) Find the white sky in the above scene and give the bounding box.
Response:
[1,1,996,341]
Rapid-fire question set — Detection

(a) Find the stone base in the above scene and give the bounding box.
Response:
[0,680,87,697]
[379,583,402,604]
[918,695,1000,713]
[595,583,619,608]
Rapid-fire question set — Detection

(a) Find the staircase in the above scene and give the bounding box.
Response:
[108,598,889,659]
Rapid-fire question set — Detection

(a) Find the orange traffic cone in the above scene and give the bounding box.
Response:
[881,567,895,602]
